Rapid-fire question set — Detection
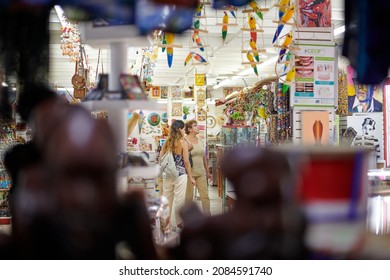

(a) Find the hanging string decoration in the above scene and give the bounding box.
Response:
[60,17,81,63]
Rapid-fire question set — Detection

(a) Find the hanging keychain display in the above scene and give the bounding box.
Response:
[72,51,87,99]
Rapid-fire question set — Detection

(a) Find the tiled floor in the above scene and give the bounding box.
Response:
[194,184,223,216]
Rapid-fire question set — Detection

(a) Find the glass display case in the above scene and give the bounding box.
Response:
[221,125,257,147]
[217,125,257,212]
[367,168,390,234]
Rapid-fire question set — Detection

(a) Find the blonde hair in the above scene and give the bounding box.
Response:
[164,120,184,152]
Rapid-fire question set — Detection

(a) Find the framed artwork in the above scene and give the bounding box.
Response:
[197,107,207,122]
[150,86,161,98]
[183,87,194,99]
[196,88,206,107]
[298,0,332,28]
[347,113,384,162]
[195,73,206,86]
[171,86,182,100]
[347,66,383,113]
[301,111,330,145]
[171,102,183,117]
[160,86,168,99]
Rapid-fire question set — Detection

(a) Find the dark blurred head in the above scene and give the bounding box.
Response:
[17,83,69,149]
[44,105,118,239]
[221,147,291,205]
[3,141,41,190]
[17,83,58,123]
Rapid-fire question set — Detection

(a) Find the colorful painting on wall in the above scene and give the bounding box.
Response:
[183,87,194,99]
[301,111,330,145]
[151,86,161,98]
[171,86,182,100]
[171,102,183,117]
[347,66,383,113]
[160,86,168,99]
[298,0,332,28]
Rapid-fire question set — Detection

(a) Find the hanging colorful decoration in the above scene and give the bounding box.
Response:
[272,2,295,43]
[222,11,229,42]
[165,32,174,68]
[248,0,263,20]
[184,51,207,66]
[60,17,81,62]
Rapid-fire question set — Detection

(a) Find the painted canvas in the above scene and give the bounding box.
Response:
[298,0,332,28]
[347,113,384,162]
[171,86,182,100]
[150,86,161,98]
[347,66,383,113]
[160,86,168,99]
[171,102,183,117]
[301,111,330,145]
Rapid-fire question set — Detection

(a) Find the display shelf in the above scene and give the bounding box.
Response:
[81,99,164,111]
[118,164,160,178]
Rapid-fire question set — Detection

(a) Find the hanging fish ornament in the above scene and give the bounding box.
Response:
[246,51,258,76]
[278,31,293,62]
[222,11,229,42]
[272,3,295,44]
[248,14,257,43]
[165,32,174,68]
[282,66,296,94]
[249,38,259,62]
[184,51,207,66]
[249,0,263,20]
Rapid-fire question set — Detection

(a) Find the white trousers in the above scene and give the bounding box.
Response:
[163,174,187,226]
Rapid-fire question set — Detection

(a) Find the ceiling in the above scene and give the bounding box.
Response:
[48,0,345,91]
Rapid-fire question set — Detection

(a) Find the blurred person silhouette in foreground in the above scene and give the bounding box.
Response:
[0,84,158,259]
[170,146,307,259]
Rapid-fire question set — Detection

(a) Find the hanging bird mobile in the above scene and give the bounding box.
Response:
[277,0,290,19]
[282,51,293,72]
[246,51,258,76]
[248,0,263,20]
[161,32,167,53]
[195,2,204,16]
[249,38,259,62]
[272,3,295,44]
[222,11,229,43]
[165,32,174,68]
[248,14,257,43]
[278,31,293,62]
[184,51,207,66]
[282,66,296,94]
[192,32,204,52]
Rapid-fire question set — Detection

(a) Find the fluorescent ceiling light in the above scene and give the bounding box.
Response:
[334,25,345,36]
[2,82,8,86]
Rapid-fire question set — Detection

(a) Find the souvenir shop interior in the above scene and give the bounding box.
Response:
[1,0,390,259]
